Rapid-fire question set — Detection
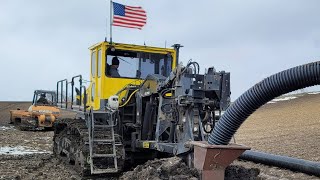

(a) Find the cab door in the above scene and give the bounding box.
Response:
[96,48,103,109]
[90,50,97,109]
[90,47,103,110]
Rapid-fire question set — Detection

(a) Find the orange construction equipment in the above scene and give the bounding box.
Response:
[10,90,60,130]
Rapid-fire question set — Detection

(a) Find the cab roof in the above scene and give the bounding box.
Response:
[34,90,56,95]
[89,41,177,54]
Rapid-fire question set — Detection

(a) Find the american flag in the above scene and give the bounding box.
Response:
[112,2,147,30]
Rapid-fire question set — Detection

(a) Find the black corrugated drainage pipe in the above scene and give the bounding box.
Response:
[208,61,320,145]
[240,150,320,177]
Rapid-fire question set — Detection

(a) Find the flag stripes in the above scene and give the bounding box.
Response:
[112,2,147,30]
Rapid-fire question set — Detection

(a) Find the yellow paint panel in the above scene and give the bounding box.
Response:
[87,42,177,110]
[143,142,150,148]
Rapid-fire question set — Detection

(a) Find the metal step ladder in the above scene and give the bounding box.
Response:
[88,110,118,174]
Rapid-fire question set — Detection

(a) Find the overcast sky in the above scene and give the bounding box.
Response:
[1,0,320,101]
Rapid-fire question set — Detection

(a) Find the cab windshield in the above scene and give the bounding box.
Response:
[33,92,57,106]
[105,48,172,79]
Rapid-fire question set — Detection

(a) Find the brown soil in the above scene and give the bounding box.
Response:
[0,154,79,180]
[0,102,30,126]
[0,94,319,179]
[120,157,261,180]
[120,157,200,180]
[235,93,320,179]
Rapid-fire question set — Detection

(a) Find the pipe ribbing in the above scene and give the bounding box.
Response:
[209,61,320,145]
[240,150,320,177]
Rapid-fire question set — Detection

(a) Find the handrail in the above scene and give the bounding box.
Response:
[56,79,68,109]
[71,75,83,110]
[56,77,87,113]
[81,85,87,112]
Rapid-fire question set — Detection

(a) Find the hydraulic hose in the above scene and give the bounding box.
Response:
[240,150,320,177]
[119,89,139,108]
[208,61,320,145]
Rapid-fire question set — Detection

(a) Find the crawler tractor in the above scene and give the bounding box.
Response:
[54,42,231,176]
[10,90,60,130]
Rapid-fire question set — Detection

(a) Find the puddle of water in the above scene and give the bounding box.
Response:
[0,146,52,155]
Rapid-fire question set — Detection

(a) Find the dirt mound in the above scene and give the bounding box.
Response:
[0,154,79,180]
[120,157,199,180]
[225,165,260,180]
[120,157,261,180]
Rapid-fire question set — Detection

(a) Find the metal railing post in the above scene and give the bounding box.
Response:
[56,79,68,109]
[71,75,83,110]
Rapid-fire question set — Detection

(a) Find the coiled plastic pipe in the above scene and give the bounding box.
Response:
[208,61,320,145]
[240,150,320,176]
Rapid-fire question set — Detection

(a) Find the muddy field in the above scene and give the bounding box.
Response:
[233,93,320,179]
[0,94,319,179]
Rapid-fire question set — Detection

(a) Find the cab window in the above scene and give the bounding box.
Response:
[35,92,56,105]
[97,50,102,77]
[91,83,95,101]
[91,51,96,77]
[105,48,172,79]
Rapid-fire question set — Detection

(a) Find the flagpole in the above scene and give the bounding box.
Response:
[105,1,108,41]
[110,0,113,43]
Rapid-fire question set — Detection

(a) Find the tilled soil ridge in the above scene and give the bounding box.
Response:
[120,157,261,180]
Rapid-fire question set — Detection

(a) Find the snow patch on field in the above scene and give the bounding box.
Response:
[267,91,320,104]
[272,96,297,102]
[267,101,276,104]
[0,126,15,131]
[268,96,297,104]
[308,91,320,95]
[0,146,52,155]
[268,91,320,104]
